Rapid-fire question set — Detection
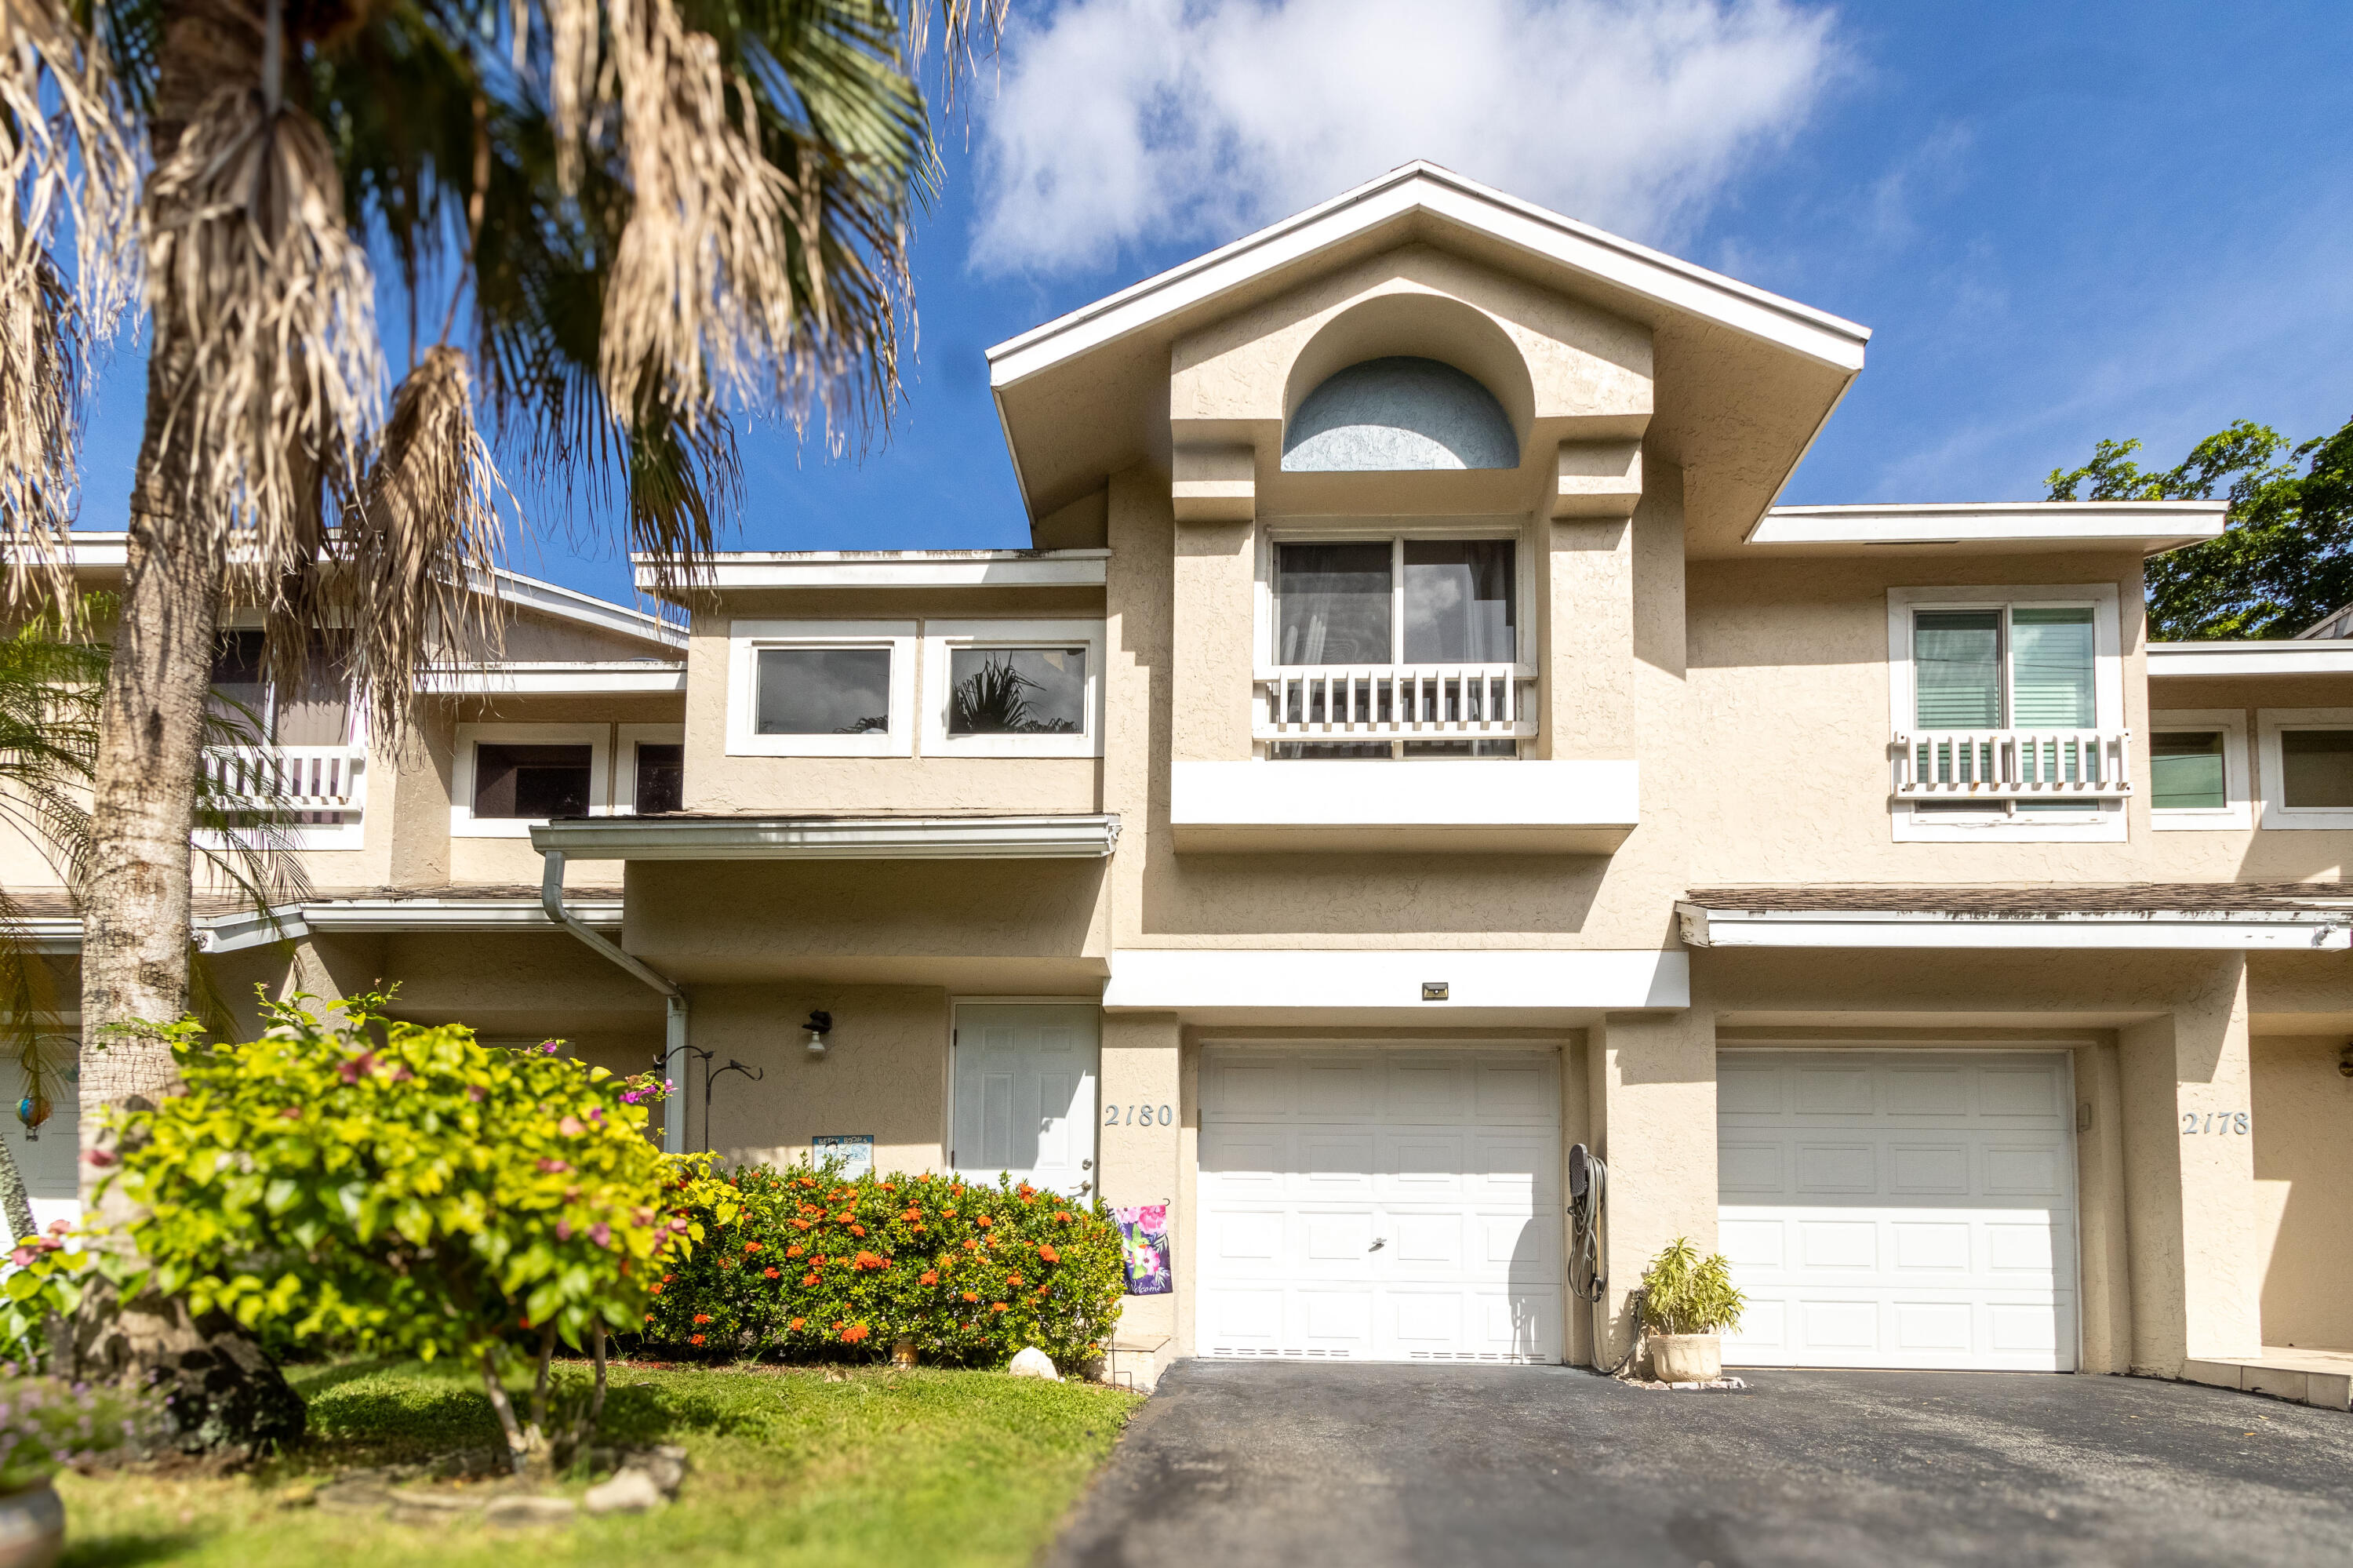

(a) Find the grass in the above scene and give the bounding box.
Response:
[60,1359,1143,1568]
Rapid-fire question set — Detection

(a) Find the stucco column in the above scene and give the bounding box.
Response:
[2118,955,2264,1375]
[1587,1004,1716,1370]
[1099,1011,1181,1385]
[1540,516,1635,760]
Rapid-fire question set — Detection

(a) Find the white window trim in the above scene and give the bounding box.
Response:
[2257,707,2353,830]
[615,723,687,814]
[452,722,612,839]
[1252,518,1536,676]
[1886,584,2126,844]
[921,620,1105,759]
[2149,709,2250,831]
[726,620,916,758]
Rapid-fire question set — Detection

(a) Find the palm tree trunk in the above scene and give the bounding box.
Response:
[71,0,303,1453]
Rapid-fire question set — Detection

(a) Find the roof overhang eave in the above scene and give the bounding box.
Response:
[529,813,1123,861]
[1677,901,2351,951]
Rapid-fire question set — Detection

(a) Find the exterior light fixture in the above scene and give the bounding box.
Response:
[2340,1041,2352,1079]
[805,1010,835,1058]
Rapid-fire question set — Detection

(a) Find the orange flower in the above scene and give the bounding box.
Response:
[963,1239,980,1252]
[962,1291,979,1303]
[791,1218,813,1231]
[790,1317,805,1330]
[763,1266,780,1279]
[643,1313,654,1324]
[1054,1211,1071,1223]
[689,1333,705,1345]
[693,1313,712,1324]
[649,1282,664,1295]
[1038,1244,1060,1264]
[920,1270,939,1286]
[849,1224,867,1238]
[802,1273,820,1286]
[975,1214,993,1228]
[1006,1272,1025,1287]
[842,1324,871,1344]
[836,1210,855,1223]
[663,1273,675,1282]
[787,1244,805,1257]
[853,1250,887,1271]
[990,1302,1009,1314]
[744,1241,762,1253]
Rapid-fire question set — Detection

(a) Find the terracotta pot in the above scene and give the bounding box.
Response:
[1648,1333,1722,1383]
[0,1479,64,1568]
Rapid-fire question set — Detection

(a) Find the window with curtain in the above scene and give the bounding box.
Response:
[1275,537,1515,666]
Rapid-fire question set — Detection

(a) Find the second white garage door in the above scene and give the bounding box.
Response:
[1198,1047,1561,1362]
[1717,1050,2078,1371]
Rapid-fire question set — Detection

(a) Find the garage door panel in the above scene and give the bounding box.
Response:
[1202,1057,1288,1117]
[1200,1047,1560,1363]
[1719,1050,2077,1373]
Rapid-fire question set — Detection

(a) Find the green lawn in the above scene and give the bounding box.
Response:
[61,1359,1142,1568]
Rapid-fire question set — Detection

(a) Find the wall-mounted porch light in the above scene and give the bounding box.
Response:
[805,1010,835,1058]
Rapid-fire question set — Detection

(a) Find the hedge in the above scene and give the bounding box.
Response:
[631,1163,1126,1370]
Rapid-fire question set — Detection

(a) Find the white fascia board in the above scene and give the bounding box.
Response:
[1102,948,1690,1013]
[986,162,1869,390]
[1679,904,2351,951]
[477,567,686,649]
[635,550,1109,591]
[1747,501,2227,551]
[299,898,622,931]
[532,813,1122,861]
[64,531,127,566]
[418,662,688,695]
[1171,759,1638,830]
[2149,641,2353,677]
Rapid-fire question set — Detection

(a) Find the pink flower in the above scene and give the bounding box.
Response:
[557,1220,574,1241]
[336,1051,375,1086]
[558,1115,585,1137]
[83,1149,115,1168]
[539,1041,561,1054]
[536,1159,571,1174]
[590,1223,611,1247]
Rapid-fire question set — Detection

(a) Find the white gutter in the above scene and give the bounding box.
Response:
[531,813,1122,861]
[538,851,690,1154]
[631,549,1109,592]
[2148,641,2353,677]
[1747,501,2227,552]
[1677,903,2351,951]
[417,661,687,695]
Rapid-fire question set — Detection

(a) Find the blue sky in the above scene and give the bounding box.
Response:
[71,0,2353,608]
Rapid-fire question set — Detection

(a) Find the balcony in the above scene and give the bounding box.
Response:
[1253,662,1538,746]
[199,744,368,847]
[1893,729,2132,798]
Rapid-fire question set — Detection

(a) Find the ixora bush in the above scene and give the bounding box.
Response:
[11,995,734,1468]
[635,1162,1125,1370]
[1638,1237,1746,1382]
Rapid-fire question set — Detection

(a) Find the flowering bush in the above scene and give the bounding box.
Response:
[14,994,735,1467]
[0,1368,157,1490]
[634,1163,1125,1370]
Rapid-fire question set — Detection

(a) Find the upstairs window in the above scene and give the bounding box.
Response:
[473,744,591,819]
[206,628,355,747]
[1912,606,2093,730]
[728,621,916,757]
[2149,711,2250,831]
[634,744,684,814]
[1275,537,1517,668]
[2258,710,2353,829]
[923,620,1104,759]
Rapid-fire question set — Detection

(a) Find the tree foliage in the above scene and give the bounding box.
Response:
[2046,415,2353,640]
[12,995,734,1466]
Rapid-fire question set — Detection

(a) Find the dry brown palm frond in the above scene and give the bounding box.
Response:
[144,82,384,594]
[321,344,511,741]
[0,0,142,620]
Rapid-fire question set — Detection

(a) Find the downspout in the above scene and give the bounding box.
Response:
[539,847,689,1154]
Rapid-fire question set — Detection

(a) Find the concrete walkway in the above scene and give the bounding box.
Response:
[1049,1361,2353,1567]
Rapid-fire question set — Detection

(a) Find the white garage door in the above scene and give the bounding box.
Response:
[1717,1050,2078,1371]
[1198,1047,1560,1362]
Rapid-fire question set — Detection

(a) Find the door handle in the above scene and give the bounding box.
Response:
[1078,1181,1093,1194]
[1368,1239,1386,1252]
[1082,1159,1093,1170]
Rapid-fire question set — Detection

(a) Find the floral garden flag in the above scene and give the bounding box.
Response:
[1114,1203,1172,1295]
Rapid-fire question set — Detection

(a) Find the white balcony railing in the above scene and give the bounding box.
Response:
[1893,729,2131,797]
[1254,664,1539,744]
[201,744,368,822]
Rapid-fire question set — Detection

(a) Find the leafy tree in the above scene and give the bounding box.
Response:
[17,995,733,1470]
[2046,416,2353,639]
[0,0,998,1443]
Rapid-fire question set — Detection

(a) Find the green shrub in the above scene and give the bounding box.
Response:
[24,994,736,1467]
[633,1162,1126,1370]
[1637,1236,1746,1336]
[0,1366,157,1490]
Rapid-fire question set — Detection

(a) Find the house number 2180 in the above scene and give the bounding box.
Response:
[2182,1112,2249,1135]
[1106,1104,1173,1126]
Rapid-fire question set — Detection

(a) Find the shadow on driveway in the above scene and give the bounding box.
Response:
[1049,1361,2353,1567]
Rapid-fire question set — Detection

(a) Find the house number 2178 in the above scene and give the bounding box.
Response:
[1106,1104,1173,1126]
[2182,1112,2249,1134]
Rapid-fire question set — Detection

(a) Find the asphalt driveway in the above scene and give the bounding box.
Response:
[1048,1362,2353,1567]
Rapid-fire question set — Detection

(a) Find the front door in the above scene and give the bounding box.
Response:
[951,1004,1099,1199]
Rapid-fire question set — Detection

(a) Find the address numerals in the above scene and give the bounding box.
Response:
[1104,1103,1173,1127]
[2180,1111,2249,1135]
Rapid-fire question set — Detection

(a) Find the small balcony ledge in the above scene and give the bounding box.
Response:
[1170,759,1638,853]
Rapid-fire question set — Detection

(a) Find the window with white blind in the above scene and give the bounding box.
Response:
[1886,585,2126,842]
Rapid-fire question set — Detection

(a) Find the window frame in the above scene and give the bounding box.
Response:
[615,722,687,815]
[2148,708,2250,831]
[1884,584,2125,843]
[921,619,1105,759]
[726,620,917,758]
[1253,518,1535,679]
[2257,707,2353,830]
[451,722,611,839]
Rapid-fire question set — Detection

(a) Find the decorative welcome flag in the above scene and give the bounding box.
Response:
[1113,1203,1172,1295]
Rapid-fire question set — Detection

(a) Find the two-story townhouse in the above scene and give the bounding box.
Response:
[16,163,2350,1406]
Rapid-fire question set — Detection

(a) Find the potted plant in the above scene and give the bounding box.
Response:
[1638,1237,1745,1383]
[0,1364,151,1567]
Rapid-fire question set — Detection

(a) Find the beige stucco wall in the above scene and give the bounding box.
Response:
[2249,1035,2353,1349]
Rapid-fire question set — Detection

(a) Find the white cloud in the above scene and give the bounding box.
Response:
[969,0,1842,275]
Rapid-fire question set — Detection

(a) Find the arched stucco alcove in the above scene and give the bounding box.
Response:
[1277,291,1534,474]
